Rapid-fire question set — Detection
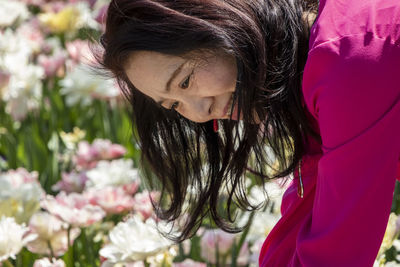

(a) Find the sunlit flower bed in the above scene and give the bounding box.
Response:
[1,0,400,266]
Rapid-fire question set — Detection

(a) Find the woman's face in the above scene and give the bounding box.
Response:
[125,50,240,123]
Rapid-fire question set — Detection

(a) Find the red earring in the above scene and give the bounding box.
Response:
[213,119,219,133]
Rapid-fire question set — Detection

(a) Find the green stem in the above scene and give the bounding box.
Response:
[47,240,55,259]
[82,227,96,266]
[67,226,74,266]
[144,259,150,267]
[3,259,14,267]
[231,210,256,266]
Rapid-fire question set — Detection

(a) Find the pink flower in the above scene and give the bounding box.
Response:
[74,139,126,169]
[2,167,39,187]
[41,192,105,227]
[27,228,80,257]
[94,4,108,32]
[29,212,65,240]
[75,141,96,169]
[84,186,134,215]
[20,0,45,6]
[67,0,97,8]
[65,39,92,65]
[17,19,44,52]
[91,139,126,160]
[200,229,237,264]
[173,259,206,267]
[132,191,160,220]
[38,52,66,78]
[51,171,88,193]
[41,1,67,13]
[121,182,140,195]
[33,258,66,267]
[27,212,81,257]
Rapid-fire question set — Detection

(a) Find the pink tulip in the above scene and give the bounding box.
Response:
[173,259,206,267]
[38,52,66,78]
[91,139,126,160]
[200,229,237,264]
[20,0,45,5]
[27,212,81,257]
[51,171,88,193]
[67,0,97,8]
[27,228,80,257]
[75,141,96,169]
[85,186,134,214]
[33,258,66,267]
[94,4,108,32]
[74,139,126,169]
[132,191,160,220]
[17,19,44,51]
[41,192,105,227]
[65,39,92,65]
[2,168,39,187]
[121,181,140,195]
[41,1,67,13]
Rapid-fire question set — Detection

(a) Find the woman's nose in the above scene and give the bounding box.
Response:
[179,95,213,122]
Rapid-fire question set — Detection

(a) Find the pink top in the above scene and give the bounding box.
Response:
[259,0,400,266]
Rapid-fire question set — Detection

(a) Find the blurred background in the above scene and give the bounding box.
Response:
[0,0,400,266]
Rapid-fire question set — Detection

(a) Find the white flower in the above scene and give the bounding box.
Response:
[250,178,290,215]
[0,216,37,261]
[59,64,119,106]
[238,210,281,243]
[74,1,100,30]
[4,64,44,120]
[0,29,44,120]
[29,212,66,240]
[27,227,81,257]
[86,159,139,189]
[33,257,66,267]
[0,0,29,27]
[99,216,176,263]
[383,262,400,267]
[377,212,400,259]
[0,29,32,72]
[0,168,44,223]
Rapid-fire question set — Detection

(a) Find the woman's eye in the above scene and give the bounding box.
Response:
[180,72,192,89]
[170,101,179,110]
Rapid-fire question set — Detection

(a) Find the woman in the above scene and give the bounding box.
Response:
[96,0,400,266]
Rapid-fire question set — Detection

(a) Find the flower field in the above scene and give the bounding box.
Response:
[1,0,400,266]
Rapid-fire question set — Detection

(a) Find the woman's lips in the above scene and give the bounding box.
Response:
[222,94,234,118]
[230,103,239,120]
[221,94,239,121]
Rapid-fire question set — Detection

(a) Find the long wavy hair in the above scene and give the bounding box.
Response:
[95,0,320,242]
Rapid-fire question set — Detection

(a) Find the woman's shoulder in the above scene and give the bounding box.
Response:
[301,0,400,151]
[309,0,400,51]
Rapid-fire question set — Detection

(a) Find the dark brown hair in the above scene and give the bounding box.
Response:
[95,0,320,242]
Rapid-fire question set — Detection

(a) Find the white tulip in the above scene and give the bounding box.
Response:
[0,0,29,27]
[60,64,119,107]
[100,216,176,263]
[86,159,140,189]
[0,216,37,261]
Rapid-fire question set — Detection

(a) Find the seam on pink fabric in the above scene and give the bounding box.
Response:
[309,32,400,55]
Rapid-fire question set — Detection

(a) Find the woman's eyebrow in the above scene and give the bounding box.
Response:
[157,61,186,105]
